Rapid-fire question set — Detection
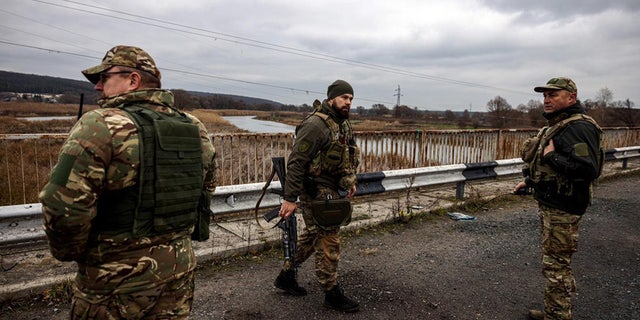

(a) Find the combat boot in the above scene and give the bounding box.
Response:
[274,269,307,296]
[324,284,359,313]
[528,309,544,320]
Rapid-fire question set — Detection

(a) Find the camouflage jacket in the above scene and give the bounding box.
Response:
[284,100,359,202]
[39,89,216,294]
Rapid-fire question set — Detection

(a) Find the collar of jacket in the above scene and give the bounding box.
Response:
[321,99,347,123]
[98,89,175,110]
[543,101,586,125]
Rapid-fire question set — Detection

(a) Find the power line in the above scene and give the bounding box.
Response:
[0,40,97,59]
[34,0,532,96]
[0,22,99,55]
[0,8,111,48]
[162,67,323,96]
[0,40,395,105]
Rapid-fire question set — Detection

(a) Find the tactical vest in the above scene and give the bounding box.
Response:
[525,113,603,185]
[306,109,360,178]
[95,105,204,238]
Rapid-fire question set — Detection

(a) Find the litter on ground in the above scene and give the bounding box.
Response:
[446,212,477,221]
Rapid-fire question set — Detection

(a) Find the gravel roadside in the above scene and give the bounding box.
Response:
[3,171,639,320]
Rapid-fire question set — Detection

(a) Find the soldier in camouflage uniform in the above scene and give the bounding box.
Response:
[274,80,361,312]
[39,45,216,319]
[514,77,602,320]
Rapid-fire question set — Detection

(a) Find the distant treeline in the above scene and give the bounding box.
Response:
[0,70,98,103]
[1,70,637,128]
[0,70,287,109]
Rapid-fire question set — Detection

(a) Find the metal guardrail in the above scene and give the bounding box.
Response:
[1,147,638,246]
[0,159,522,220]
[605,146,640,169]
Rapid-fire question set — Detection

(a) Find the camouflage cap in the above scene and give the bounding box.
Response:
[534,77,577,93]
[82,45,161,84]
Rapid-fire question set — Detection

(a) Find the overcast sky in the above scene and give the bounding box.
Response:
[1,0,639,111]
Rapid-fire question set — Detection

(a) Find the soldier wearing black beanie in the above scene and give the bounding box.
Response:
[327,80,354,100]
[273,78,361,313]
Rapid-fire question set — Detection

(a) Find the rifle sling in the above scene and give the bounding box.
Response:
[255,166,279,230]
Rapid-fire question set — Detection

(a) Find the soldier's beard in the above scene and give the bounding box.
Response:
[335,105,350,119]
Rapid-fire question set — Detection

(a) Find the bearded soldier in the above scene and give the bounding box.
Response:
[274,80,361,313]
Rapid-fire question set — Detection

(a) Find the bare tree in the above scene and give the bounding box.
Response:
[457,109,472,128]
[612,99,639,127]
[371,104,390,116]
[595,87,614,108]
[486,96,512,128]
[525,99,545,127]
[173,89,196,109]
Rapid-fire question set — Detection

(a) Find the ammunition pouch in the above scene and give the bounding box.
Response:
[320,140,347,173]
[192,190,213,241]
[520,136,540,162]
[311,199,352,230]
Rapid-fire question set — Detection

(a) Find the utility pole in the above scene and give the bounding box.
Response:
[394,85,402,107]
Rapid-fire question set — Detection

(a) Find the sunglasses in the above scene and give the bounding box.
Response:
[99,71,132,83]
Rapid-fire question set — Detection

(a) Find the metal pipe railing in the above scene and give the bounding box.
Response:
[1,128,639,206]
[1,147,638,247]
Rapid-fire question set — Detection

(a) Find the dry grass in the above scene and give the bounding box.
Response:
[0,116,75,134]
[0,102,442,205]
[351,118,402,131]
[0,103,253,134]
[255,111,457,131]
[0,102,449,133]
[0,102,98,116]
[0,105,287,205]
[186,109,248,133]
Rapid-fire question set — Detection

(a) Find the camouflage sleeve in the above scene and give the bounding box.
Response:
[39,111,113,261]
[284,116,328,201]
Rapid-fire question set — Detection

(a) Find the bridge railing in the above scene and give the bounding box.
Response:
[1,147,638,247]
[1,128,639,206]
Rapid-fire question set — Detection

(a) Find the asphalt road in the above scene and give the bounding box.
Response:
[3,172,638,320]
[188,173,640,320]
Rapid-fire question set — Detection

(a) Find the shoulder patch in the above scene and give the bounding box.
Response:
[297,139,313,153]
[574,142,589,157]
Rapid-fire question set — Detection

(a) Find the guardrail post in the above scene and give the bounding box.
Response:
[456,181,465,200]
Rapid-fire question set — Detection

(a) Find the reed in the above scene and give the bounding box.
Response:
[0,102,97,116]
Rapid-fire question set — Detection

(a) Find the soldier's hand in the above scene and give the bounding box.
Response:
[513,181,527,194]
[543,139,555,156]
[346,185,357,199]
[279,200,297,218]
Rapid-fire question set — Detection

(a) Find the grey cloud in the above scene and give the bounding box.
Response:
[479,0,640,16]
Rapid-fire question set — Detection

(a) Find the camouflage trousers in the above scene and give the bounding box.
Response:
[288,188,341,291]
[538,205,582,320]
[70,270,195,319]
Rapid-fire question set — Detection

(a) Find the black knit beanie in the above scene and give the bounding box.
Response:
[327,80,353,100]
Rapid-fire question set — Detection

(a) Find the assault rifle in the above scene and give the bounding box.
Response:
[76,93,84,120]
[256,157,297,269]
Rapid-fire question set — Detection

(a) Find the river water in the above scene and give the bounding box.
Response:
[17,115,295,134]
[223,116,295,133]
